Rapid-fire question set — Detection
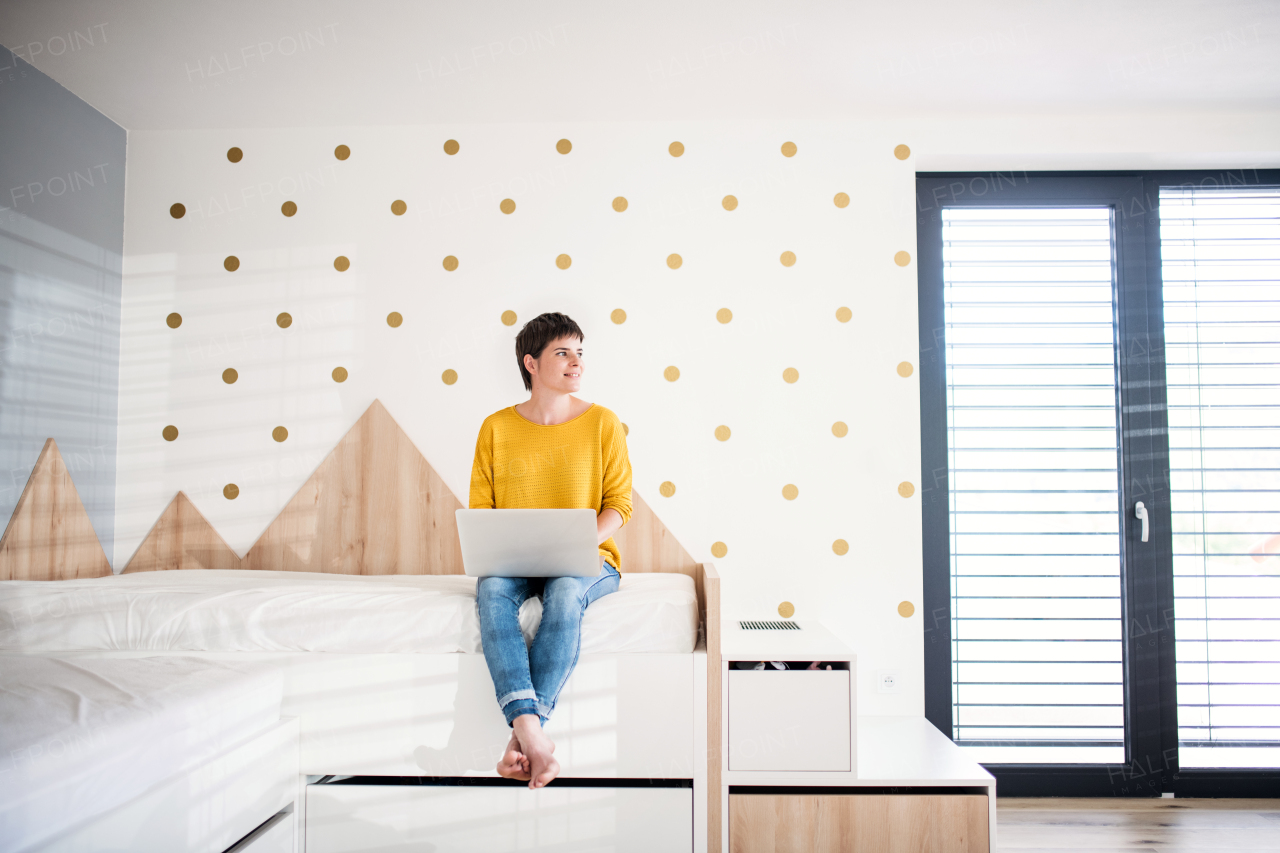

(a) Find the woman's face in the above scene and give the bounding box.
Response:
[527,335,584,393]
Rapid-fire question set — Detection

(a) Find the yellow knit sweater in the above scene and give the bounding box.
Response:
[468,404,633,570]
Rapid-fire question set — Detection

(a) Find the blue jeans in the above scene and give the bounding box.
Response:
[477,562,620,726]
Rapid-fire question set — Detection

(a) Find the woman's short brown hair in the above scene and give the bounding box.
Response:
[515,312,584,391]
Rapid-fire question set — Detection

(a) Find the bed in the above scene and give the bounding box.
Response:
[0,566,719,851]
[0,654,298,853]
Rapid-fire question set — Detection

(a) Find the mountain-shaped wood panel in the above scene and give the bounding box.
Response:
[123,491,241,573]
[0,438,112,580]
[614,489,697,576]
[241,399,465,575]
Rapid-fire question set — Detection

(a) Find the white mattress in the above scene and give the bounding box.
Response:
[0,655,283,852]
[0,570,699,655]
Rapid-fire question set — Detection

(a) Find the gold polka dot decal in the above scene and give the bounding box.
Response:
[659,481,676,498]
[836,306,852,323]
[222,368,238,384]
[666,253,682,269]
[894,144,911,160]
[170,203,185,219]
[500,198,516,214]
[443,139,460,155]
[501,310,517,326]
[710,541,728,559]
[276,312,292,329]
[834,192,850,209]
[714,425,731,441]
[664,366,680,382]
[722,195,738,211]
[224,484,239,500]
[442,255,459,271]
[782,484,799,500]
[716,308,733,324]
[622,423,629,436]
[669,141,684,157]
[611,308,627,324]
[332,366,348,383]
[223,256,239,272]
[556,254,572,270]
[334,144,350,160]
[391,199,407,216]
[272,426,288,442]
[898,481,915,498]
[162,425,178,442]
[832,539,849,556]
[781,141,797,158]
[227,147,243,163]
[334,256,350,272]
[166,313,182,329]
[556,138,572,154]
[782,367,799,384]
[897,361,914,378]
[894,250,911,267]
[832,421,848,437]
[387,312,403,328]
[780,251,796,267]
[778,601,795,618]
[441,369,458,385]
[281,200,297,217]
[898,601,915,618]
[612,196,628,212]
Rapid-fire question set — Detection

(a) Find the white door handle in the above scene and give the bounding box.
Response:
[1135,501,1149,543]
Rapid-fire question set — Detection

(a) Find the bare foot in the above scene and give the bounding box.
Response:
[512,714,560,789]
[496,733,530,781]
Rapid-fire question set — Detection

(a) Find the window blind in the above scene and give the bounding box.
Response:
[1161,186,1280,769]
[943,207,1125,764]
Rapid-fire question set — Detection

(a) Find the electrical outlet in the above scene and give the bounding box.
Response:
[877,669,900,694]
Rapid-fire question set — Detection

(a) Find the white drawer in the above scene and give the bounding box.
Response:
[728,669,851,771]
[306,783,692,852]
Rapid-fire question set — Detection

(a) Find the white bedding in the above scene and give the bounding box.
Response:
[0,570,699,655]
[0,655,282,852]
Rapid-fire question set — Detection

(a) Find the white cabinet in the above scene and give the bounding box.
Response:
[728,669,851,771]
[306,784,692,852]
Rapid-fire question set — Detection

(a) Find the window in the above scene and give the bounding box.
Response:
[1161,187,1280,768]
[917,170,1280,796]
[943,208,1124,764]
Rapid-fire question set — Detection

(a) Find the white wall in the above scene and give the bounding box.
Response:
[118,114,1280,714]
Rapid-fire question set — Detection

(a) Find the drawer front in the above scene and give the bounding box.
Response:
[730,793,989,853]
[728,670,850,771]
[307,784,692,852]
[233,809,296,853]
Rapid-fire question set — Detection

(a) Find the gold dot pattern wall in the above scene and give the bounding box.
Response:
[117,125,922,707]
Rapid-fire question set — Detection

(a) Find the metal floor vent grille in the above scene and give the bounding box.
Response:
[738,620,801,630]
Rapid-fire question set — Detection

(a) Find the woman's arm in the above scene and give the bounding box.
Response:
[596,507,623,545]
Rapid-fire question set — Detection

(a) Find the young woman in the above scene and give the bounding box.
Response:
[468,312,632,789]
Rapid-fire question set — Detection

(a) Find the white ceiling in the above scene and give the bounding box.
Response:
[2,0,1279,130]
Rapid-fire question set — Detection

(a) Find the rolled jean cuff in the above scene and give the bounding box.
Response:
[501,697,540,727]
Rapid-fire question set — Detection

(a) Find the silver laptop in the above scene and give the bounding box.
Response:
[455,509,603,577]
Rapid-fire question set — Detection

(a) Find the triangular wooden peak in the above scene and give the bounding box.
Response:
[242,399,466,575]
[0,438,111,581]
[236,398,695,579]
[613,490,698,577]
[123,491,241,573]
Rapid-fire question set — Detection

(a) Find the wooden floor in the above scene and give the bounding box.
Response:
[998,798,1280,851]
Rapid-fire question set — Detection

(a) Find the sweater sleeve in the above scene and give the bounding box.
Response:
[468,417,496,509]
[599,410,633,525]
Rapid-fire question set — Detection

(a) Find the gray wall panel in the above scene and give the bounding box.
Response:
[0,45,124,566]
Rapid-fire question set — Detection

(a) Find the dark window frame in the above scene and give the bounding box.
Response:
[916,169,1280,797]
